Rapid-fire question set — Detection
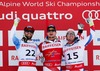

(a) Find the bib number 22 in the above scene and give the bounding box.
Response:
[26,49,35,56]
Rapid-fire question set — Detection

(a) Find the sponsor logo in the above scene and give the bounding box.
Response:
[33,39,40,42]
[21,44,36,48]
[11,55,19,60]
[64,46,81,53]
[46,50,60,57]
[57,36,66,40]
[8,50,19,66]
[82,10,100,20]
[43,43,61,49]
[93,50,100,65]
[96,55,100,60]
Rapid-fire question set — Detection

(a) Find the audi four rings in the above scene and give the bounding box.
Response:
[82,10,100,20]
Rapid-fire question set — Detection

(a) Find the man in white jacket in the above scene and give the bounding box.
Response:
[10,18,40,71]
[63,18,95,71]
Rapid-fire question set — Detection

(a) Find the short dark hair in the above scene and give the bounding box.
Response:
[47,25,56,31]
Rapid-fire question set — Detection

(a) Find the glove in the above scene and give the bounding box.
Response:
[77,23,84,30]
[14,18,20,26]
[86,17,94,26]
[77,23,84,34]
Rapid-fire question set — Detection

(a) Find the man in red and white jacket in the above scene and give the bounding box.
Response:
[39,25,63,71]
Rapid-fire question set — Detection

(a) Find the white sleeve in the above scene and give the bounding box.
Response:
[10,22,20,49]
[36,44,41,57]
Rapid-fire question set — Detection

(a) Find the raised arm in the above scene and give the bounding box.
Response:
[80,18,95,46]
[10,18,21,49]
[77,23,84,39]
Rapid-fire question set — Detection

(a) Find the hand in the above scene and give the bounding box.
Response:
[78,23,84,30]
[14,18,20,26]
[40,57,44,63]
[86,17,94,26]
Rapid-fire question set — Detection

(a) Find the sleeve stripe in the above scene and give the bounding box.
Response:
[85,33,92,46]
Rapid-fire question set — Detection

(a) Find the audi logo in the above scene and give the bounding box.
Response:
[82,10,100,20]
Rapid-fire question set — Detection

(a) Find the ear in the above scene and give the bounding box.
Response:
[66,36,68,40]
